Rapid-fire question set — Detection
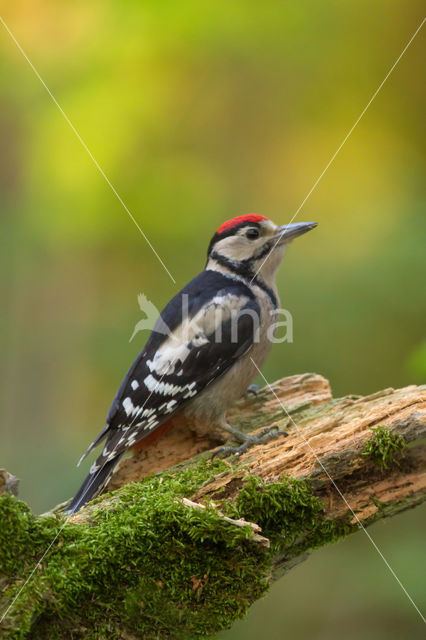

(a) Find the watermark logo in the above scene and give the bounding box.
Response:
[130,293,293,344]
[129,294,168,342]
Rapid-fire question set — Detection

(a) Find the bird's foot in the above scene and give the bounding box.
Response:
[212,424,287,458]
[244,384,262,397]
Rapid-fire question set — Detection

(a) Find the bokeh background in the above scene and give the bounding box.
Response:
[1,2,425,638]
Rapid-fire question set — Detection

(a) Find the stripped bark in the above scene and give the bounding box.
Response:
[1,374,425,639]
[111,373,426,530]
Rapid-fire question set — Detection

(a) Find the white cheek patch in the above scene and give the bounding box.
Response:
[214,235,258,261]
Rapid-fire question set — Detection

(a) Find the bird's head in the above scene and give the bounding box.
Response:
[206,214,317,282]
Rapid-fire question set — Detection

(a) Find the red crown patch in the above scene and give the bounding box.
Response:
[216,214,268,234]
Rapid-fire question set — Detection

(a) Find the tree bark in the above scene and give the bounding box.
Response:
[1,374,425,639]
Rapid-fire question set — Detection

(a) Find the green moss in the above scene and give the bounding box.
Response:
[0,462,354,639]
[362,425,406,469]
[0,461,269,639]
[224,475,354,557]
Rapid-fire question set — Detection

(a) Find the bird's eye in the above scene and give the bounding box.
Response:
[246,228,259,240]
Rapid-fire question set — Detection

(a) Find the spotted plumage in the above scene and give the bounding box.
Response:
[68,215,317,513]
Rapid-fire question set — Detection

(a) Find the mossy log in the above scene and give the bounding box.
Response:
[1,374,425,639]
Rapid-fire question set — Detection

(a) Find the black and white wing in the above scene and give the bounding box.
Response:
[68,271,259,512]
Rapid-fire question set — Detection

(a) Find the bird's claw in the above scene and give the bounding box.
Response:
[212,425,287,458]
[245,384,262,397]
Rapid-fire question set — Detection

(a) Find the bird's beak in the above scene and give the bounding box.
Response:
[274,221,318,245]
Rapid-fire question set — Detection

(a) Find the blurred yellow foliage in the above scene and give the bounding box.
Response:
[0,3,425,637]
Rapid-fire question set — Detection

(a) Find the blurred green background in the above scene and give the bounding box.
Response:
[1,2,425,638]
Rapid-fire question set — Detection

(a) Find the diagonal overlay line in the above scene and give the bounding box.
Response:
[251,16,425,283]
[0,14,176,284]
[250,356,426,624]
[0,464,104,624]
[0,362,175,623]
[1,7,424,628]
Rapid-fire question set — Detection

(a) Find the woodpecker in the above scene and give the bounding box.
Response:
[68,215,317,513]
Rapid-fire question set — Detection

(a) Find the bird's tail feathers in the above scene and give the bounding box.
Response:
[67,456,121,514]
[77,424,109,467]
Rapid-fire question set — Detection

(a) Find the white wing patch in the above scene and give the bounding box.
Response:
[124,292,250,420]
[79,286,258,485]
[146,341,191,376]
[144,292,248,378]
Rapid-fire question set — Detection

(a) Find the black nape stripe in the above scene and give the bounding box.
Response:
[253,242,274,262]
[210,251,278,308]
